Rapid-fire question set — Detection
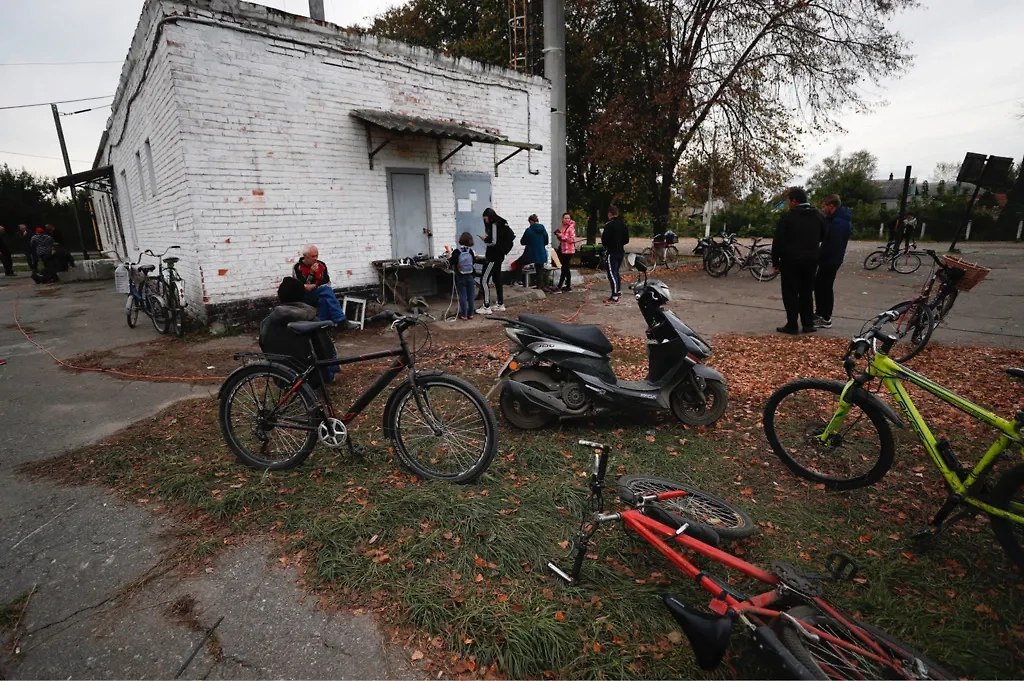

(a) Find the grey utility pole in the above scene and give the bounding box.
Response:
[544,0,566,229]
[308,0,325,21]
[51,103,89,260]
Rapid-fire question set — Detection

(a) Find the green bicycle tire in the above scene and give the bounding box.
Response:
[763,379,895,490]
[990,462,1024,572]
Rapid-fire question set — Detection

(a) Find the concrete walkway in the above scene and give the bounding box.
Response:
[0,279,416,679]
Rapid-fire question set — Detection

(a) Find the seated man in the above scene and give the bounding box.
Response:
[260,277,338,384]
[292,244,358,330]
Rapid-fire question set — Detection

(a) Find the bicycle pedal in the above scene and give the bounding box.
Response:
[824,553,859,583]
[347,443,367,458]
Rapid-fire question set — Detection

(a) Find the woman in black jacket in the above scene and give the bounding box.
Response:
[477,207,511,313]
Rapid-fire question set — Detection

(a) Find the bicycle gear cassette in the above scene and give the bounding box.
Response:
[318,418,348,448]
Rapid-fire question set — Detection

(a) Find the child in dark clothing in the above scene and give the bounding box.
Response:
[450,232,477,320]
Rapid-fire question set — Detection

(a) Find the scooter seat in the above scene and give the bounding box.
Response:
[519,314,613,355]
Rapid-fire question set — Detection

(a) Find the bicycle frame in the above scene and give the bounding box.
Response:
[824,352,1024,524]
[619,509,901,667]
[255,324,420,428]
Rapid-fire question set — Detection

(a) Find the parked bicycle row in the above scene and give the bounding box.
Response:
[115,246,188,338]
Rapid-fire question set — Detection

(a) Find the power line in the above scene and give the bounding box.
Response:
[0,60,123,67]
[0,148,92,163]
[0,95,114,112]
[59,106,110,116]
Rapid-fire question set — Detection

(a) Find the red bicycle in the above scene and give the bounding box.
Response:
[548,440,954,679]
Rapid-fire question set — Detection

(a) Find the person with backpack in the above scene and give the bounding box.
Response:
[451,232,478,320]
[477,207,513,314]
[601,205,629,303]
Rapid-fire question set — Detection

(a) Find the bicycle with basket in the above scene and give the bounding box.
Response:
[861,249,990,363]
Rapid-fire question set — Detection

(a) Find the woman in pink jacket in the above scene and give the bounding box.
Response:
[554,212,578,292]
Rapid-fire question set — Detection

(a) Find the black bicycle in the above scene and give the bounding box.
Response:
[218,310,498,482]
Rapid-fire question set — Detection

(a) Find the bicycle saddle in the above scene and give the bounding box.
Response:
[287,320,335,335]
[1007,368,1024,380]
[662,595,732,670]
[164,257,179,265]
[139,264,156,273]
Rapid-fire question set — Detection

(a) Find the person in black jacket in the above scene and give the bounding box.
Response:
[0,226,14,277]
[771,187,826,334]
[601,205,630,303]
[477,207,512,313]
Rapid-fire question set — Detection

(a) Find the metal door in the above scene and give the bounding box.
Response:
[387,170,431,259]
[453,173,492,246]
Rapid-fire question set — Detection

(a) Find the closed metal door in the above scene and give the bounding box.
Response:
[388,170,431,259]
[453,173,492,247]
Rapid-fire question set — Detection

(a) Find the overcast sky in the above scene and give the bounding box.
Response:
[1,0,1021,187]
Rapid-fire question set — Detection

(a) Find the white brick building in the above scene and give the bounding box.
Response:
[85,0,550,322]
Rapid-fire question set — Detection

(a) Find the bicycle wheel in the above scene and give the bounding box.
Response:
[778,606,954,680]
[891,251,922,274]
[863,251,885,270]
[934,288,958,324]
[388,373,497,483]
[168,283,185,338]
[641,247,657,272]
[990,462,1024,572]
[218,363,320,470]
[125,294,139,328]
[704,248,729,278]
[749,250,777,282]
[664,245,679,270]
[863,300,936,363]
[763,379,895,490]
[616,475,755,540]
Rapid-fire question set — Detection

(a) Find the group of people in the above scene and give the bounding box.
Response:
[770,187,853,334]
[0,223,75,283]
[448,204,632,320]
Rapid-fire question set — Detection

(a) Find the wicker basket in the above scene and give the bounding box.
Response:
[940,255,990,291]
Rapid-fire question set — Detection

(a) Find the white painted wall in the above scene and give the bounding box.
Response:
[92,0,551,318]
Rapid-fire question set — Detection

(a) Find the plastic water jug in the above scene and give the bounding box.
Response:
[114,263,130,294]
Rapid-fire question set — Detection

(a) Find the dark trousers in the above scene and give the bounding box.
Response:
[557,253,573,289]
[455,273,475,317]
[531,260,548,289]
[607,251,624,297]
[0,247,12,276]
[481,258,503,306]
[33,255,58,283]
[814,263,841,321]
[780,260,817,329]
[24,249,37,271]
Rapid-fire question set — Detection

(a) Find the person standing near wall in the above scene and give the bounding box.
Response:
[520,214,549,290]
[771,187,826,335]
[477,207,512,314]
[813,194,852,329]
[553,212,577,292]
[451,232,477,321]
[601,205,629,303]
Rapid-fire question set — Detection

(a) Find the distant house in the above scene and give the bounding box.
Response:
[872,175,918,211]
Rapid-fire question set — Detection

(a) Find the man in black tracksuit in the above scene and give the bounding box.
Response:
[601,205,629,303]
[771,187,826,334]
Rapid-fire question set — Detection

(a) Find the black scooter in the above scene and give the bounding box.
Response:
[487,255,727,429]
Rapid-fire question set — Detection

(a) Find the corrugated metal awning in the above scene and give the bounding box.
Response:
[351,109,541,174]
[351,109,504,145]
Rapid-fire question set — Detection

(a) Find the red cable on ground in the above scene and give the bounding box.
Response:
[11,297,226,383]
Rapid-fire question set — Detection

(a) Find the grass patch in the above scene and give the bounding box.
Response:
[23,337,1024,678]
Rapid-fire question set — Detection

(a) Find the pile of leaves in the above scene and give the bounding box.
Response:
[24,334,1024,678]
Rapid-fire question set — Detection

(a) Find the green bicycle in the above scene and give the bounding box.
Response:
[763,310,1024,571]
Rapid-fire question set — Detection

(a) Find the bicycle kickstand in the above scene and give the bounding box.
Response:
[346,438,367,459]
[912,497,976,542]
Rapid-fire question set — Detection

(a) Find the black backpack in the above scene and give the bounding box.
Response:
[498,221,515,256]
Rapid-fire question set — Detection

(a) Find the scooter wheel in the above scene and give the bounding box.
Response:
[499,380,558,430]
[671,379,728,427]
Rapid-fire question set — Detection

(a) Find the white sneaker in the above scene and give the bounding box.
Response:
[476,306,492,315]
[492,304,506,312]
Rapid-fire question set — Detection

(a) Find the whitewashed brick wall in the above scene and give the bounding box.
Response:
[92,0,551,318]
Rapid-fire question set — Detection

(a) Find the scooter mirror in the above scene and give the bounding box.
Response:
[631,254,648,273]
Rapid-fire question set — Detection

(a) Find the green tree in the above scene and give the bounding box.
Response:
[0,164,95,251]
[806,150,879,206]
